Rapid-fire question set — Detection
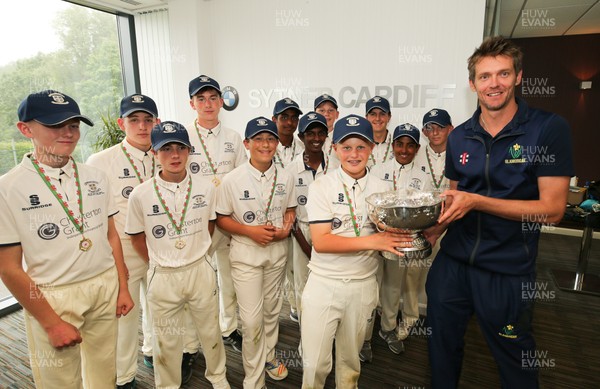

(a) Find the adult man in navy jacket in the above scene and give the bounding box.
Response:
[425,36,573,388]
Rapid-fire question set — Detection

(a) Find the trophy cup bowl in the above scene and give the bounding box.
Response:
[366,189,444,260]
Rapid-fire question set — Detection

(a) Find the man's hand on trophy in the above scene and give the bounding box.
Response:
[437,189,479,225]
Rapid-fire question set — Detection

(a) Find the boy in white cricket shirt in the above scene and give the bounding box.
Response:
[315,94,340,173]
[301,115,412,389]
[0,90,134,388]
[287,112,328,324]
[216,117,296,389]
[272,98,304,322]
[126,121,230,389]
[187,75,247,354]
[365,96,395,168]
[87,94,159,388]
[363,123,429,362]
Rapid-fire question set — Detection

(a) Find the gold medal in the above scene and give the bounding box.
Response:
[212,176,221,187]
[79,237,93,251]
[265,220,273,226]
[175,239,186,249]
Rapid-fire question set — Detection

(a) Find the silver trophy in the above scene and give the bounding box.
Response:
[366,188,444,260]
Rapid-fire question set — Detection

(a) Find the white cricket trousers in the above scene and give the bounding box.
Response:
[211,227,239,337]
[24,266,119,389]
[291,221,311,322]
[116,240,152,385]
[301,273,378,389]
[146,257,229,389]
[229,239,287,389]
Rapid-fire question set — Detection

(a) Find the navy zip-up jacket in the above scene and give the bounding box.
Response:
[440,98,574,275]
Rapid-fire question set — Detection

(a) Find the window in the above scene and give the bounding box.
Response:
[0,0,133,311]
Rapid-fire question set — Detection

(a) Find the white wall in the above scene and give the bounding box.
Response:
[166,0,486,132]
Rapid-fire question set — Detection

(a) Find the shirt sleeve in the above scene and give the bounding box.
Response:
[215,176,234,216]
[534,114,575,177]
[207,185,217,221]
[444,134,459,182]
[234,134,248,168]
[307,178,332,224]
[285,173,297,209]
[0,189,20,245]
[125,187,145,235]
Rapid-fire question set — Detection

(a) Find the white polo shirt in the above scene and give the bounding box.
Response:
[413,144,449,191]
[216,161,297,247]
[86,139,156,238]
[321,136,340,173]
[186,121,247,181]
[0,154,117,286]
[367,130,395,168]
[286,153,325,224]
[273,136,304,169]
[306,168,392,279]
[370,158,430,191]
[125,170,216,268]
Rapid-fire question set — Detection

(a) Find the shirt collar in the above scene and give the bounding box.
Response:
[426,144,445,159]
[123,138,152,161]
[23,152,74,180]
[195,120,222,137]
[394,159,415,171]
[339,167,368,191]
[247,160,276,182]
[155,169,190,192]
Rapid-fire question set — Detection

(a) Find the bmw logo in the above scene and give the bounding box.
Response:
[38,223,60,240]
[243,211,256,223]
[222,86,239,111]
[122,186,133,198]
[152,225,166,239]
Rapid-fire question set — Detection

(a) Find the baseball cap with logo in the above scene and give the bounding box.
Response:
[189,75,221,98]
[18,90,94,126]
[273,98,303,116]
[393,123,420,144]
[366,96,391,114]
[120,94,158,118]
[298,112,328,134]
[422,108,452,127]
[245,117,279,139]
[333,115,374,144]
[314,94,338,110]
[151,121,191,151]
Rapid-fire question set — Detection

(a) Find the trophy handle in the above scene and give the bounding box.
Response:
[376,219,388,232]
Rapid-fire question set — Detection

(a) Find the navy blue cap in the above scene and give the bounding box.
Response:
[314,94,338,110]
[298,112,327,134]
[333,115,374,144]
[245,117,279,139]
[189,75,221,98]
[366,96,391,114]
[273,98,302,116]
[151,121,191,151]
[393,123,420,144]
[18,90,93,126]
[120,94,158,118]
[422,108,452,127]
